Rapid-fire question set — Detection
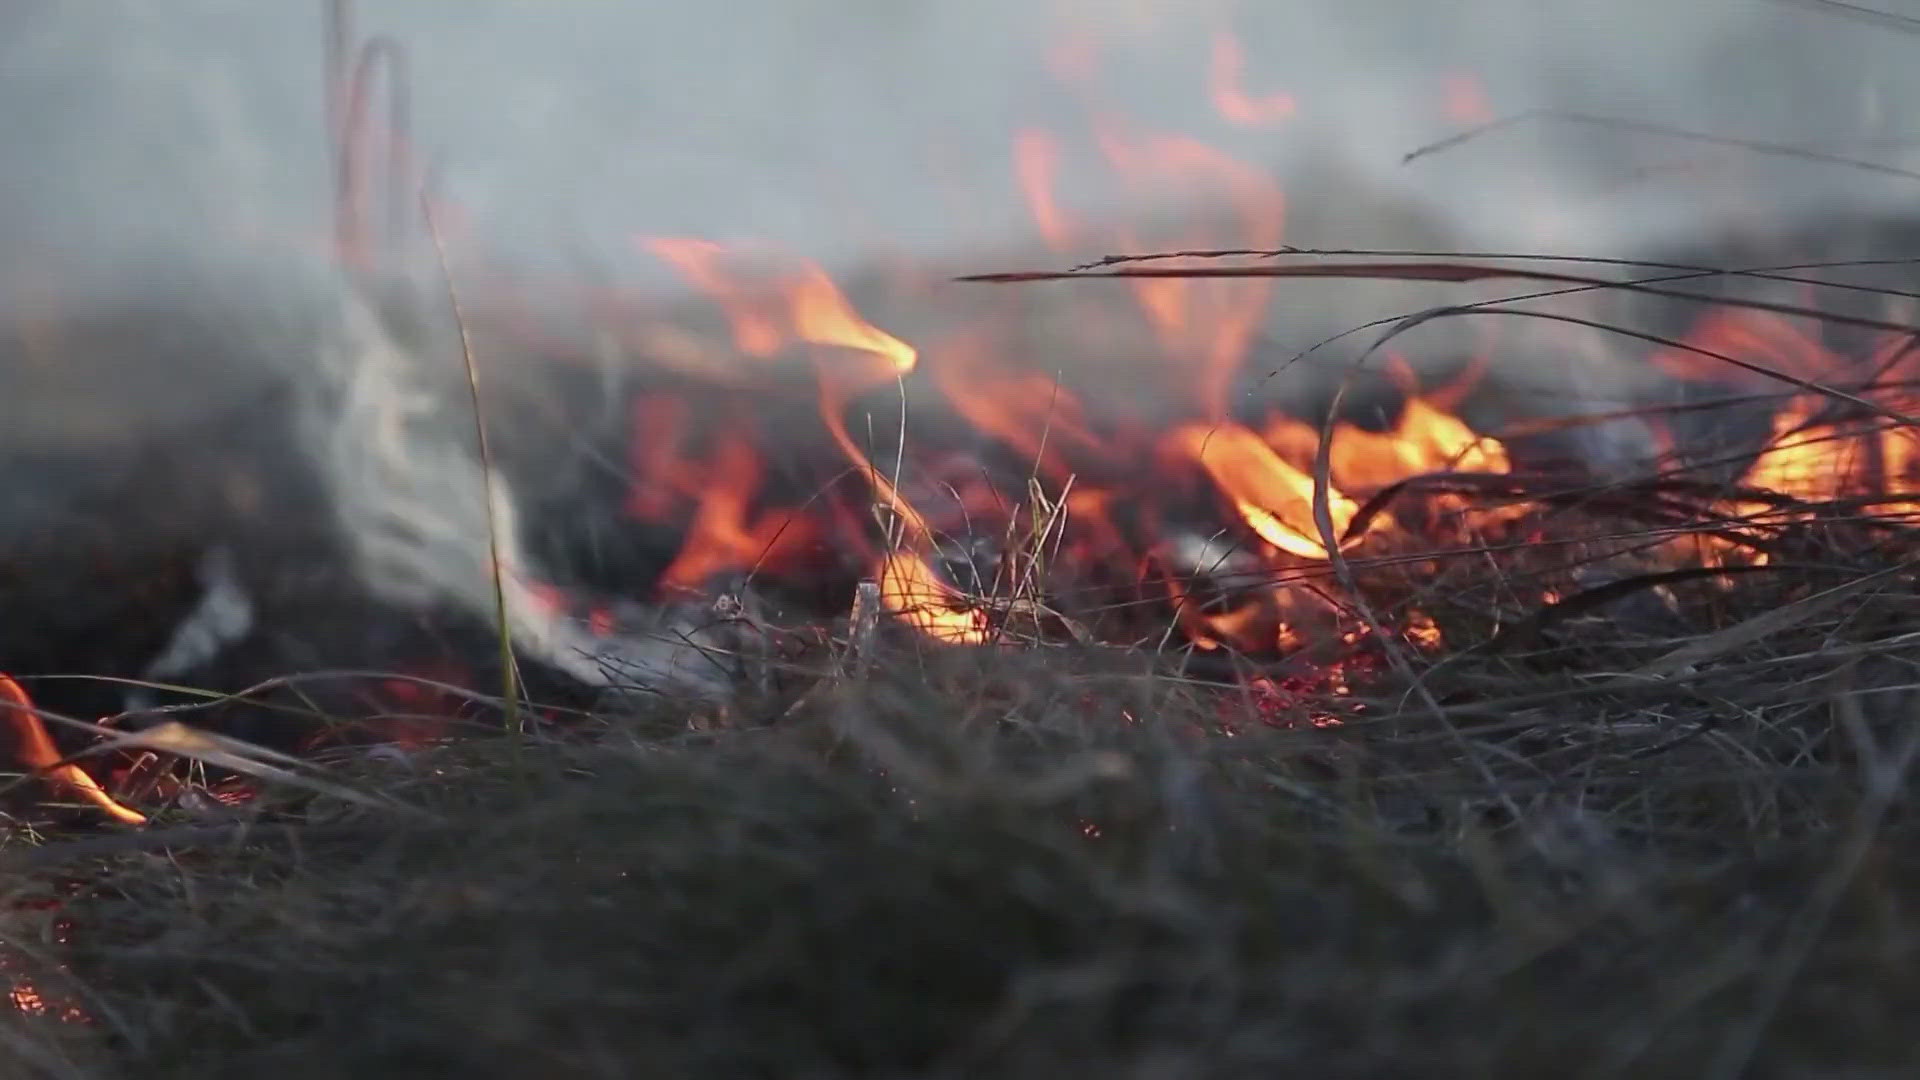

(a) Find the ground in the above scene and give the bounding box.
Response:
[4,537,1919,1078]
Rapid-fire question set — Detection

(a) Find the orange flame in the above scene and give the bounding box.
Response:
[1649,308,1841,391]
[0,674,146,826]
[656,435,815,593]
[1014,130,1077,249]
[642,238,787,357]
[1265,398,1509,492]
[1659,308,1920,519]
[1208,32,1296,127]
[642,237,915,387]
[646,239,1001,639]
[612,34,1561,656]
[625,392,694,521]
[1088,121,1286,418]
[929,335,1108,479]
[878,552,993,644]
[1164,422,1361,559]
[1746,401,1842,504]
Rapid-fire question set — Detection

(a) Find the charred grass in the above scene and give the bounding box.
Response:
[5,500,1920,1079]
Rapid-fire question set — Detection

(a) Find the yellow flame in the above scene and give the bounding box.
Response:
[878,553,992,645]
[1164,422,1360,559]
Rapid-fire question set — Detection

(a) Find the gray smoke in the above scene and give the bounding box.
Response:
[5,0,1918,286]
[5,0,1917,695]
[313,282,752,700]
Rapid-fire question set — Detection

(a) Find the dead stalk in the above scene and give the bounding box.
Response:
[419,191,521,734]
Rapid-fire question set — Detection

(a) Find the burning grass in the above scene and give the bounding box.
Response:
[6,5,1920,1073]
[13,213,1920,1076]
[4,502,1920,1078]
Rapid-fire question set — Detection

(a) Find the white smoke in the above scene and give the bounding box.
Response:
[5,0,1914,696]
[311,283,755,701]
[6,0,1919,286]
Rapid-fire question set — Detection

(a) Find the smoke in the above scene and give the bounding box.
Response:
[313,284,754,700]
[5,0,1917,288]
[4,0,1916,693]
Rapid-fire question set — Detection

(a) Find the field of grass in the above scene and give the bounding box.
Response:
[4,514,1918,1079]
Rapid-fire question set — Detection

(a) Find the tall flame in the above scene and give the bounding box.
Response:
[644,239,994,639]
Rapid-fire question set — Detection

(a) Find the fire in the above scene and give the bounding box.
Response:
[929,336,1109,480]
[642,238,997,635]
[624,24,1531,653]
[642,237,917,383]
[1652,304,1920,524]
[1648,309,1843,391]
[22,2,1920,816]
[1084,121,1286,419]
[0,674,146,826]
[450,14,1920,668]
[1264,395,1509,494]
[878,552,993,645]
[347,9,1920,668]
[1163,422,1361,559]
[1014,131,1077,249]
[1208,32,1296,127]
[656,433,815,594]
[1745,400,1853,506]
[640,238,914,392]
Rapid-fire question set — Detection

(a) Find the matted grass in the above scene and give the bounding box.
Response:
[4,524,1919,1080]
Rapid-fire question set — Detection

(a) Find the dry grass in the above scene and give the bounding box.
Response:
[4,502,1920,1078]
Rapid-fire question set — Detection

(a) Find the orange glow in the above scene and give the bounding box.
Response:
[1266,396,1509,493]
[642,237,917,387]
[0,674,146,826]
[1649,308,1841,390]
[929,336,1107,478]
[791,276,918,381]
[1443,72,1493,125]
[1404,611,1444,651]
[1654,308,1920,523]
[27,2,1920,835]
[642,238,787,357]
[1088,121,1287,418]
[599,21,1890,666]
[1744,401,1856,506]
[650,235,984,640]
[1163,422,1361,558]
[1208,32,1296,127]
[657,435,814,592]
[625,393,694,521]
[877,552,993,644]
[1014,130,1077,249]
[1256,359,1509,510]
